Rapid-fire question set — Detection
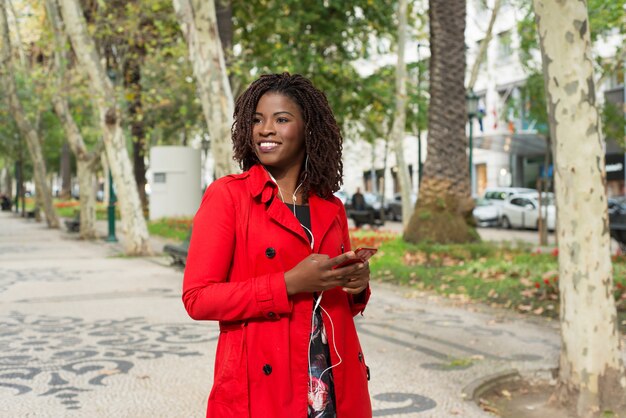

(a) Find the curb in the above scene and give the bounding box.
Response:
[461,369,521,402]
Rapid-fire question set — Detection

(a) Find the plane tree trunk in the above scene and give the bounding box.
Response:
[58,0,151,255]
[534,0,626,415]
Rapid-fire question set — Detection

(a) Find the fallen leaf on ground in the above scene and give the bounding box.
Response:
[519,277,533,287]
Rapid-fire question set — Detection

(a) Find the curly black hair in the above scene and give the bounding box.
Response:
[232,73,343,200]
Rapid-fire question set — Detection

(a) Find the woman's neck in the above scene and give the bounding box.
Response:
[265,166,304,204]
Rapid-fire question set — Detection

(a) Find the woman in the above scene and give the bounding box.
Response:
[183,73,372,418]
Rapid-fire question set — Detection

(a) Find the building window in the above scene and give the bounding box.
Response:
[497,31,513,62]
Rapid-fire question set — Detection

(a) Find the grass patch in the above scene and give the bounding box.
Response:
[148,217,192,241]
[18,198,120,220]
[368,236,626,332]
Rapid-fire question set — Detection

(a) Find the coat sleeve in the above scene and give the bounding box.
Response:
[338,203,371,316]
[182,181,292,322]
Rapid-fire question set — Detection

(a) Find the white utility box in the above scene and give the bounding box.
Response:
[149,146,201,220]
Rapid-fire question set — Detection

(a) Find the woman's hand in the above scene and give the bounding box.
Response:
[284,252,369,296]
[338,261,370,295]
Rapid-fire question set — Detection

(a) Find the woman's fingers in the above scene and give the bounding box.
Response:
[342,282,368,294]
[324,251,359,269]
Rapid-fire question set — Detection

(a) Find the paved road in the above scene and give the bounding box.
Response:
[0,212,569,417]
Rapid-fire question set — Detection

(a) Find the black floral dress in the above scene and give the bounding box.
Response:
[307,294,337,417]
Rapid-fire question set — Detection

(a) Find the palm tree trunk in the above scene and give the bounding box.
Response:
[404,0,477,244]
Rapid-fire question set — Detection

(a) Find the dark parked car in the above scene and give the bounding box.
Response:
[386,193,417,222]
[347,192,386,227]
[608,196,626,250]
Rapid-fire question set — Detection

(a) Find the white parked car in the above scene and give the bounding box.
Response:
[472,197,500,227]
[500,192,556,230]
[483,187,536,207]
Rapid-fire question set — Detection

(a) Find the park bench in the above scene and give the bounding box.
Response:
[348,209,384,229]
[164,228,192,266]
[0,196,11,211]
[25,207,39,219]
[65,211,80,233]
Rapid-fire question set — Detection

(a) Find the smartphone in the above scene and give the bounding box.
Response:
[333,247,378,269]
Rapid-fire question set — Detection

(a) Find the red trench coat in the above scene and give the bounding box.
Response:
[183,164,372,418]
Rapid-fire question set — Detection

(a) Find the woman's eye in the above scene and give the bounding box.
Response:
[252,118,261,124]
[277,117,289,123]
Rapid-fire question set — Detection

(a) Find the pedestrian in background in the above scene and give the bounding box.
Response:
[183,73,372,418]
[352,187,366,211]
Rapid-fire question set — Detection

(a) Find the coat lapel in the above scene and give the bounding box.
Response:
[309,194,340,253]
[266,197,311,246]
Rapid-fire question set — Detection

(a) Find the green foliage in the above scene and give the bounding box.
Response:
[519,71,549,135]
[4,0,427,179]
[0,106,20,160]
[356,61,429,144]
[232,0,408,126]
[514,0,626,74]
[84,0,205,146]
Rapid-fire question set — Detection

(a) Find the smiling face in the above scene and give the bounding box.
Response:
[252,92,306,177]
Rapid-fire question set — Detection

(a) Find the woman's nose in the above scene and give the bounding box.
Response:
[259,121,275,136]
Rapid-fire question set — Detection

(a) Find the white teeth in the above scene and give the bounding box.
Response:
[260,142,278,147]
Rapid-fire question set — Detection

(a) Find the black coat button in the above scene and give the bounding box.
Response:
[268,312,276,318]
[366,366,370,381]
[265,247,276,258]
[263,364,272,375]
[358,352,363,362]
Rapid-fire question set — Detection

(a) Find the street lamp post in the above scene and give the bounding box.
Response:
[14,159,20,214]
[466,91,480,195]
[416,43,424,186]
[106,169,118,242]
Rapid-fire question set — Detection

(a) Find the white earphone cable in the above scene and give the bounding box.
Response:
[266,169,340,394]
[307,292,342,395]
